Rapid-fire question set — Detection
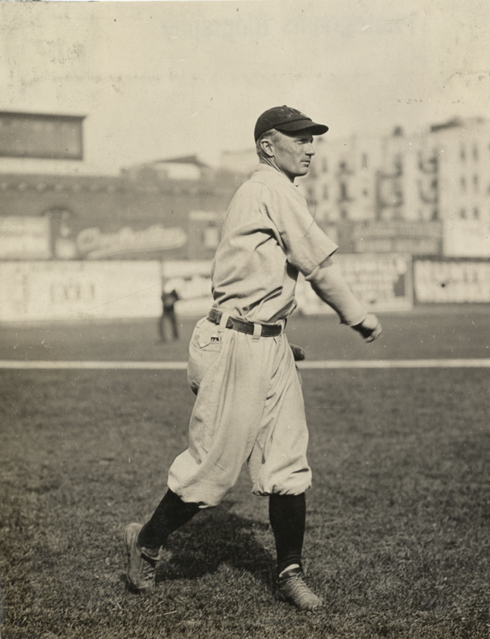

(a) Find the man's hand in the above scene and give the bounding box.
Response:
[352,313,382,343]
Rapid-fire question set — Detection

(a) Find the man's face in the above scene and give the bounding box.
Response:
[269,129,315,180]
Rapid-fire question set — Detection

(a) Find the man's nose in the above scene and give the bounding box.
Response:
[306,143,315,156]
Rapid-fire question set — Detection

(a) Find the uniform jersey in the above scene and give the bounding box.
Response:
[211,164,338,324]
[167,162,337,506]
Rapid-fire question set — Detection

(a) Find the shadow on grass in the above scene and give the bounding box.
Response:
[125,500,275,591]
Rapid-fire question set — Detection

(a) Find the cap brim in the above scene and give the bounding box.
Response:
[276,119,328,136]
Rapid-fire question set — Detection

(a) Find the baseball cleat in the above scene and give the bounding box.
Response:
[277,566,323,611]
[123,523,157,592]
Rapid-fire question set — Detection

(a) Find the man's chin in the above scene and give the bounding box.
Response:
[284,166,309,181]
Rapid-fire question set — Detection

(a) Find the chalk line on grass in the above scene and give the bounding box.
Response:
[1,359,490,370]
[299,359,490,369]
[0,360,188,370]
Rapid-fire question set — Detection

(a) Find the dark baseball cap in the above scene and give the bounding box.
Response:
[254,105,328,142]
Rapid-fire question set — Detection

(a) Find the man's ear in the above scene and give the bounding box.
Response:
[260,137,274,158]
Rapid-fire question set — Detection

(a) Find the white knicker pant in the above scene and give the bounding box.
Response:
[167,316,312,508]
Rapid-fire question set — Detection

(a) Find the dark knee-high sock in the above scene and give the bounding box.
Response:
[138,489,200,552]
[269,493,306,575]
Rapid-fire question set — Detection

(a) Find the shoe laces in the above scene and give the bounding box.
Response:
[279,570,321,607]
[285,573,312,594]
[140,553,156,585]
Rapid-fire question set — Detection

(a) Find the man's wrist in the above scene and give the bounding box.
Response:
[352,313,383,342]
[342,313,367,327]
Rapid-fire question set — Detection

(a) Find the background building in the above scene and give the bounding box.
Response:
[0,112,235,262]
[1,111,489,323]
[301,117,490,258]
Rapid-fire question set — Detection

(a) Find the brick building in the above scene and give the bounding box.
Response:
[0,112,237,261]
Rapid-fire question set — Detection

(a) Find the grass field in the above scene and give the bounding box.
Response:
[1,309,489,638]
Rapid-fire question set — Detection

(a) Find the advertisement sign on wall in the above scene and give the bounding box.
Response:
[0,255,417,323]
[0,111,84,160]
[76,225,188,259]
[414,258,490,303]
[296,253,413,314]
[0,216,51,259]
[3,255,489,323]
[339,221,442,255]
[0,261,162,322]
[443,220,490,258]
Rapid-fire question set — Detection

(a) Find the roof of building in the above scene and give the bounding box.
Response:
[148,155,209,168]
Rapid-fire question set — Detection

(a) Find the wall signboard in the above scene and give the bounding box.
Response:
[297,253,413,314]
[0,261,162,322]
[0,112,84,160]
[76,225,188,259]
[339,221,442,256]
[443,220,490,258]
[0,216,51,259]
[414,258,490,304]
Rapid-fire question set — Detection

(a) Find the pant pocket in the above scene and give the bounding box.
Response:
[187,319,225,394]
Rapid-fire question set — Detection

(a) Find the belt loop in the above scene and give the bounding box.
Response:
[252,323,262,341]
[218,311,231,334]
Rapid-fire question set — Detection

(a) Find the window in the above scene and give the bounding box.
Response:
[460,144,466,161]
[473,144,479,161]
[362,154,368,169]
[473,175,479,192]
[322,157,328,173]
[460,176,466,192]
[322,185,328,200]
[473,207,479,219]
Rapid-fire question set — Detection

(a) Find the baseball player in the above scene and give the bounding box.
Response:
[158,288,180,342]
[124,105,382,610]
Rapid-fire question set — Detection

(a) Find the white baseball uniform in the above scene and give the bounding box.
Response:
[168,164,348,508]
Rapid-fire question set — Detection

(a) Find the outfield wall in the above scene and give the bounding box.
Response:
[1,256,489,322]
[413,258,490,304]
[0,261,163,322]
[296,254,413,314]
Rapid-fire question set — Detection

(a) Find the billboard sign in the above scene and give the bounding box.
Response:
[443,220,490,258]
[0,216,51,259]
[342,221,442,255]
[414,258,490,303]
[0,261,162,322]
[297,253,413,314]
[76,225,188,259]
[0,112,84,160]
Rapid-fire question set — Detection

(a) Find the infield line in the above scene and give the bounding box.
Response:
[1,359,490,369]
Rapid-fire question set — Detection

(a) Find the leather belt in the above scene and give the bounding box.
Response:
[207,308,282,337]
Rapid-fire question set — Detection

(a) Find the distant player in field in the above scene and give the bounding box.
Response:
[158,288,180,342]
[124,106,382,610]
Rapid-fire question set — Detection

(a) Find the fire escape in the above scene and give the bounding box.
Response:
[375,154,404,220]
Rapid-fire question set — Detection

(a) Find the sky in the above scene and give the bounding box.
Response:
[0,0,489,175]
